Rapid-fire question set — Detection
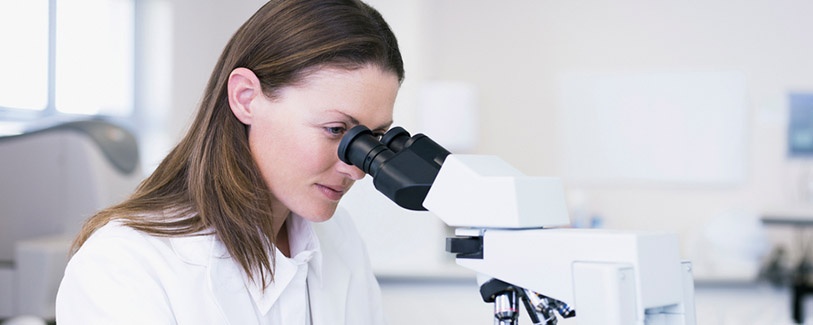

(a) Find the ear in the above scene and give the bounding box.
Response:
[227,67,263,125]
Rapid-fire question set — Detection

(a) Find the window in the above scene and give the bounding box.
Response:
[0,1,48,111]
[0,0,134,117]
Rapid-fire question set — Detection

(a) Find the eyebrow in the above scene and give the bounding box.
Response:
[335,111,392,132]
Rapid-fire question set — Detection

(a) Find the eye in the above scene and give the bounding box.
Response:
[325,126,347,137]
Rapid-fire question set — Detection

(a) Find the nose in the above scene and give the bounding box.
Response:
[337,160,366,181]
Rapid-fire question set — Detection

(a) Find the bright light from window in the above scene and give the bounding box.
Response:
[0,1,49,110]
[56,0,134,116]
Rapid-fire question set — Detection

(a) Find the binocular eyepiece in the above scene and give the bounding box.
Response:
[337,126,405,177]
[337,125,450,211]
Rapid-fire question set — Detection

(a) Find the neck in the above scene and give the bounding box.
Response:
[276,221,291,258]
[271,200,291,257]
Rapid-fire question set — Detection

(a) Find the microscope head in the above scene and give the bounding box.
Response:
[338,125,570,229]
[338,125,450,211]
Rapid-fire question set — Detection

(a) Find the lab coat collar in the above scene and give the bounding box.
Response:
[289,213,324,285]
[171,232,259,325]
[308,216,352,325]
[245,214,323,316]
[169,216,324,274]
[168,215,350,325]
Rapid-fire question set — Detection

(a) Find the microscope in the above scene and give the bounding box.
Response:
[338,126,697,325]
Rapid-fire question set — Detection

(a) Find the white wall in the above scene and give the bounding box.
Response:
[415,0,813,280]
[156,0,813,281]
[137,0,265,169]
[167,0,265,134]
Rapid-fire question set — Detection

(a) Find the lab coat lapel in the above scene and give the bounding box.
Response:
[171,233,260,325]
[208,242,261,325]
[307,249,351,325]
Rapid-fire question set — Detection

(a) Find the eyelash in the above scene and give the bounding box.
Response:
[325,126,346,138]
[324,126,385,140]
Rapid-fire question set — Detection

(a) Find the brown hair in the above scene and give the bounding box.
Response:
[72,0,404,288]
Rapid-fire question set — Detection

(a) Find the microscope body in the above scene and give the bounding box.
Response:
[428,154,696,325]
[338,126,697,324]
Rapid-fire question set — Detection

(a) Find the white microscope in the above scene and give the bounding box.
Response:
[338,126,696,325]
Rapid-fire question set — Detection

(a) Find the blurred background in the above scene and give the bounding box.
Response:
[2,0,813,324]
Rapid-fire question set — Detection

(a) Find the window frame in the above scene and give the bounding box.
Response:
[0,0,138,123]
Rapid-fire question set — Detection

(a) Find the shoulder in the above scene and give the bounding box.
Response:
[75,221,172,261]
[69,220,216,271]
[57,222,179,322]
[62,221,179,286]
[87,220,154,241]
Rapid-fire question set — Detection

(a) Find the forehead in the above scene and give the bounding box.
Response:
[274,65,399,127]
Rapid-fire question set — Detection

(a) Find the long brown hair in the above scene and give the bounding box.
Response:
[72,0,404,288]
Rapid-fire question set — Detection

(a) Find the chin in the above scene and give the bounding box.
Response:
[298,204,338,223]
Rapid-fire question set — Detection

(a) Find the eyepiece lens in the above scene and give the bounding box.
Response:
[338,125,394,176]
[381,126,411,152]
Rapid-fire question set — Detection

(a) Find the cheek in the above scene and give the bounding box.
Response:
[250,130,336,178]
[247,127,294,185]
[300,140,341,172]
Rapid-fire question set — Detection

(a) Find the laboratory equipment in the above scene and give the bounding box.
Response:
[0,118,142,322]
[338,125,696,325]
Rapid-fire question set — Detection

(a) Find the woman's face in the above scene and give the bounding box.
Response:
[243,65,399,223]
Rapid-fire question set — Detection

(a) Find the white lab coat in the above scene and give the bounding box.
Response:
[55,208,386,325]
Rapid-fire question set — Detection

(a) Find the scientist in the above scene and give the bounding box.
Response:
[55,0,403,323]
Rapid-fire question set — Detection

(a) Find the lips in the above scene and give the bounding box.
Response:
[316,184,346,201]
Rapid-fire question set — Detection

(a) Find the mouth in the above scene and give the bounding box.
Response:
[316,184,347,201]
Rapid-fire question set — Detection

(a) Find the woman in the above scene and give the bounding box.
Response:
[55,0,403,324]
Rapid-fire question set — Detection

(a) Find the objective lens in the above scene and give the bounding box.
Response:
[494,291,519,323]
